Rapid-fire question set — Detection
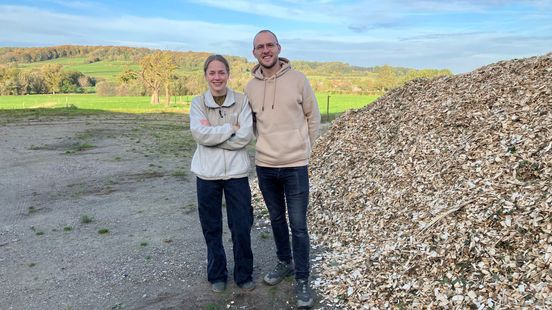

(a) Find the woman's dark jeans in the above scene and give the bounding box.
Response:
[256,165,310,280]
[196,177,253,285]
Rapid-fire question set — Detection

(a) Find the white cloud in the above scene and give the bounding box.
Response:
[0,2,550,73]
[188,0,341,24]
[0,5,255,54]
[280,31,551,72]
[49,0,101,10]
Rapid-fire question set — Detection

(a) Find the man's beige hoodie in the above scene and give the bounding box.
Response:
[246,58,321,167]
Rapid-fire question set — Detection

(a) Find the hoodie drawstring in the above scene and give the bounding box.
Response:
[272,77,276,110]
[262,80,267,111]
[261,76,277,111]
[254,58,290,111]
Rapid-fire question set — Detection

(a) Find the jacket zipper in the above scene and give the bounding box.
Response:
[220,107,226,176]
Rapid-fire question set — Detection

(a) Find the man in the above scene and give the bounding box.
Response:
[245,30,321,309]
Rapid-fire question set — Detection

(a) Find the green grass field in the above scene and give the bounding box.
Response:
[0,93,378,119]
[0,94,191,113]
[316,93,378,121]
[19,58,141,82]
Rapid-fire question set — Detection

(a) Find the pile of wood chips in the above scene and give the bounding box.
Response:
[306,53,552,308]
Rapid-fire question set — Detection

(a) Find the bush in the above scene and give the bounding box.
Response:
[116,81,145,96]
[95,81,117,96]
[60,79,82,93]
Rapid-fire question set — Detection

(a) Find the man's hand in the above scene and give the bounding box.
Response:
[200,119,210,126]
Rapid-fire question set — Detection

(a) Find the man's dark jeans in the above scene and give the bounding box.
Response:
[256,165,310,280]
[196,177,253,285]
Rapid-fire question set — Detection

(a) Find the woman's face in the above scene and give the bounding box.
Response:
[205,60,229,96]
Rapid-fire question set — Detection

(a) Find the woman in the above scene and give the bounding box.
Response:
[190,54,255,292]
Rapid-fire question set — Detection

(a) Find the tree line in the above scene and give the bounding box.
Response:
[0,64,95,95]
[0,45,453,99]
[0,45,152,64]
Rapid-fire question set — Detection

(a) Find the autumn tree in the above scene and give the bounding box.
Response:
[17,70,32,95]
[170,75,189,96]
[0,65,20,95]
[161,54,177,105]
[118,68,139,83]
[140,52,176,104]
[374,65,397,91]
[41,64,64,94]
[78,75,91,88]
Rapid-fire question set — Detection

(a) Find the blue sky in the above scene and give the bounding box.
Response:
[1,0,551,73]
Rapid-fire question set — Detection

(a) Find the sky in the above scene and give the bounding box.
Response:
[0,0,551,73]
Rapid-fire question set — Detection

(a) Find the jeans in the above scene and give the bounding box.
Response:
[196,177,253,285]
[256,165,310,280]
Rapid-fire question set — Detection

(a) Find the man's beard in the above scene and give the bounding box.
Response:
[261,58,278,69]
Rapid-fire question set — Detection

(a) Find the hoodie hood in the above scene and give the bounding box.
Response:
[250,58,292,111]
[251,57,291,80]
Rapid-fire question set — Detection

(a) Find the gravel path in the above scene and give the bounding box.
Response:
[0,113,322,310]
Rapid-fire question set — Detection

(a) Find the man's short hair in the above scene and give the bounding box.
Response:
[253,30,279,46]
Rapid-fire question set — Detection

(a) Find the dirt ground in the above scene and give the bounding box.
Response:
[0,112,325,310]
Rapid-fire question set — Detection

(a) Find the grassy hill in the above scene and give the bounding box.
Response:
[0,45,452,96]
[18,57,141,82]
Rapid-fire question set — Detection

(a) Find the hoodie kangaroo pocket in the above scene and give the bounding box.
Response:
[256,128,308,164]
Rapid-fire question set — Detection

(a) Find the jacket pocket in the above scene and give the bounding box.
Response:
[226,150,251,177]
[191,145,225,178]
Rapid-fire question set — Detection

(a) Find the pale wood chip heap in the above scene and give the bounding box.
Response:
[307,53,552,308]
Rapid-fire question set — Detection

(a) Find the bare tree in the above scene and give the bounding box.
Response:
[140,52,176,104]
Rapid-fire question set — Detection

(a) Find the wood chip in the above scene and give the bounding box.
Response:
[304,52,552,308]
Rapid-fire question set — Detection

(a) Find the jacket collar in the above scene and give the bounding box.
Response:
[203,88,236,108]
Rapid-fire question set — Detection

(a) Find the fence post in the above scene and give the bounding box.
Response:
[326,95,330,122]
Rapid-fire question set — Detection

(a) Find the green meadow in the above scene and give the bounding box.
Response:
[7,48,380,117]
[19,57,141,82]
[18,57,202,82]
[0,94,190,114]
[0,93,378,118]
[316,93,378,113]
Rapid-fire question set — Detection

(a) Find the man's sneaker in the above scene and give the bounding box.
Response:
[211,281,226,293]
[295,279,314,309]
[263,261,294,285]
[238,280,256,291]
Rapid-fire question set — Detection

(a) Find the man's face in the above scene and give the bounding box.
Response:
[253,32,281,69]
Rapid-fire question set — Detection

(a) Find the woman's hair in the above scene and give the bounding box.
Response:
[203,54,230,74]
